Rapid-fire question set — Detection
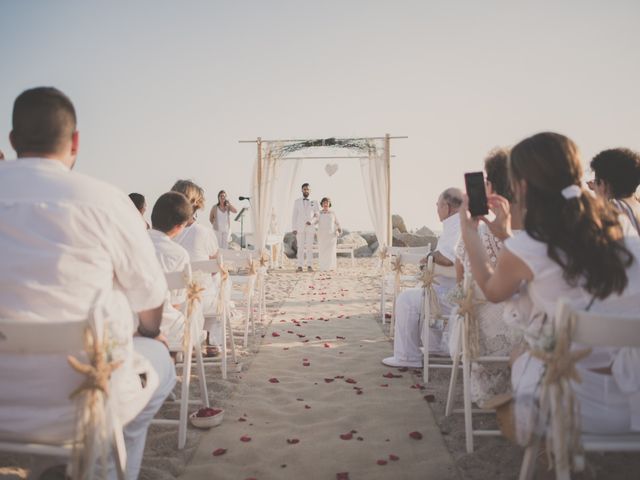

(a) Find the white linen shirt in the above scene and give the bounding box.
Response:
[0,158,167,441]
[149,228,191,333]
[437,212,461,263]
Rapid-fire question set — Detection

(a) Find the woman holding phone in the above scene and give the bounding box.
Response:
[460,132,640,442]
[209,190,238,249]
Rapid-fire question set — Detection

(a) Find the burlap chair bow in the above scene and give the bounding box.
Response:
[244,258,258,297]
[378,246,389,268]
[216,259,230,316]
[67,327,122,479]
[183,279,206,352]
[390,255,404,298]
[529,316,592,473]
[258,249,270,269]
[454,284,485,360]
[419,265,442,326]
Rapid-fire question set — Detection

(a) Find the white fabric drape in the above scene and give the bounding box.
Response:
[251,143,302,251]
[359,140,389,250]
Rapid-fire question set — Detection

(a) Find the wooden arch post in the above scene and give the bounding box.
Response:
[385,133,392,246]
[256,137,263,248]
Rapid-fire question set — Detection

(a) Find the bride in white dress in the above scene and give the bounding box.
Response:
[317,197,342,271]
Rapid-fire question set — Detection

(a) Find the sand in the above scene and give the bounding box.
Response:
[2,257,640,480]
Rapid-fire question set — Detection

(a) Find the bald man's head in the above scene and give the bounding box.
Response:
[437,187,463,221]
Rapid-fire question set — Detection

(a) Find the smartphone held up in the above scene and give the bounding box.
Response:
[464,171,489,217]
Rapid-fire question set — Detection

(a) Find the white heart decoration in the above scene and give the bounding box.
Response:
[325,163,338,177]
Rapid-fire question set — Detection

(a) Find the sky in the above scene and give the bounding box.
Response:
[1,0,639,233]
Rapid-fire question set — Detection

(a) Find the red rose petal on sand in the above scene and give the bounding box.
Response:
[356,390,363,395]
[336,473,350,480]
[336,336,345,339]
[297,333,306,338]
[335,375,344,379]
[339,433,353,440]
[282,347,289,351]
[324,343,331,348]
[238,417,247,422]
[272,332,280,337]
[350,429,358,434]
[345,378,357,384]
[380,384,389,387]
[287,330,294,334]
[304,405,311,409]
[357,436,364,441]
[389,454,400,461]
[268,378,280,383]
[409,431,423,440]
[398,367,409,372]
[377,459,388,466]
[240,435,252,442]
[315,336,322,340]
[286,438,300,444]
[212,448,227,456]
[324,378,334,383]
[302,362,310,367]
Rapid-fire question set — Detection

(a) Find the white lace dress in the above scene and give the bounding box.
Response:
[446,224,522,405]
[317,210,340,271]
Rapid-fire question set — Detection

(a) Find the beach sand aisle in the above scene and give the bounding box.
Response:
[181,262,458,480]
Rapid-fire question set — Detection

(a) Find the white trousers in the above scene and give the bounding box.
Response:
[392,286,454,362]
[296,226,315,268]
[110,337,176,479]
[214,230,229,249]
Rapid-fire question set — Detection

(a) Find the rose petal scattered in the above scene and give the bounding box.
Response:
[389,454,399,461]
[380,384,389,387]
[409,431,423,440]
[240,435,252,442]
[304,404,311,409]
[339,433,353,440]
[334,375,344,379]
[377,459,388,466]
[286,438,300,444]
[382,372,402,379]
[336,473,350,480]
[302,362,310,367]
[268,378,279,383]
[324,378,335,383]
[212,448,227,456]
[357,436,364,441]
[272,332,280,337]
[336,336,346,339]
[297,333,306,338]
[238,417,247,422]
[345,378,357,384]
[398,367,409,372]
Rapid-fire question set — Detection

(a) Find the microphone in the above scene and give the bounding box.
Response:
[239,196,251,201]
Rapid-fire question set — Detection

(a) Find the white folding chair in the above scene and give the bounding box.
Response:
[190,258,238,379]
[380,245,431,325]
[444,273,507,453]
[519,298,640,480]
[217,248,260,347]
[418,256,457,385]
[0,315,127,479]
[152,263,209,450]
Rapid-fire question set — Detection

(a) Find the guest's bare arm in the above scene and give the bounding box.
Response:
[460,195,531,302]
[455,258,464,283]
[228,203,238,214]
[432,251,454,267]
[136,304,167,347]
[209,206,216,225]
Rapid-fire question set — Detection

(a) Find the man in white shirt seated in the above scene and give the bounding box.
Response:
[382,188,463,368]
[149,191,204,349]
[0,87,176,479]
[292,182,319,272]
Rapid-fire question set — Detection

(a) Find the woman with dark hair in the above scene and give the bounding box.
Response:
[590,148,640,236]
[128,192,150,229]
[460,132,640,442]
[209,190,238,248]
[317,197,342,271]
[446,148,522,404]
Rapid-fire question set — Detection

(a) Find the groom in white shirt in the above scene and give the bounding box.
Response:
[291,182,319,272]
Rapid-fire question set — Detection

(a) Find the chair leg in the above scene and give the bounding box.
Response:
[390,297,396,339]
[422,319,430,385]
[518,435,542,480]
[243,298,250,348]
[445,352,461,417]
[462,347,474,453]
[381,279,386,324]
[193,339,209,407]
[178,338,193,449]
[227,310,237,363]
[220,313,228,380]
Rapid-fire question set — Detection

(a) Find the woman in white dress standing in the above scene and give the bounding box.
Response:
[209,190,237,249]
[317,197,342,271]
